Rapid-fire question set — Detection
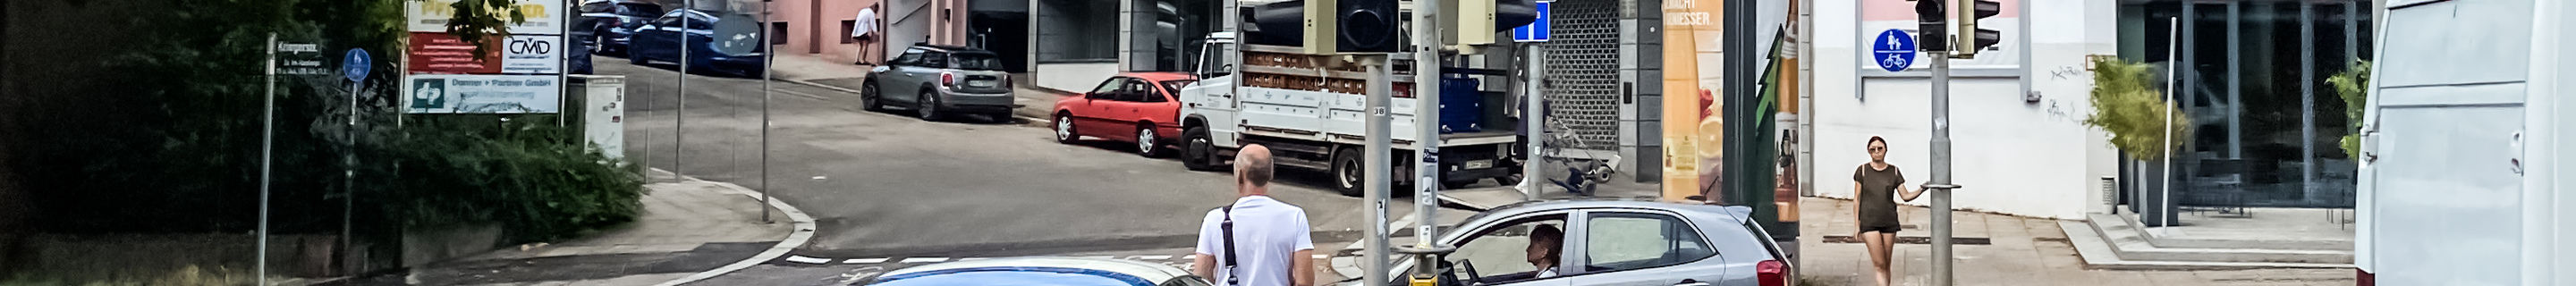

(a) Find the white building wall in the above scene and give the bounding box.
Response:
[1810,0,2118,219]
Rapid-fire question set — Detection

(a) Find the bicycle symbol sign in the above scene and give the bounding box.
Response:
[1873,29,1916,72]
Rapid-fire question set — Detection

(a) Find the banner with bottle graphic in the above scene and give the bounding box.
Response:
[1662,0,1799,240]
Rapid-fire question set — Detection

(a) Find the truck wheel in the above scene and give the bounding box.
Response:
[1182,126,1222,172]
[1135,124,1165,157]
[1330,147,1365,197]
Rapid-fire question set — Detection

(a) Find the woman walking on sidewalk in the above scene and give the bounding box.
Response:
[1853,136,1923,286]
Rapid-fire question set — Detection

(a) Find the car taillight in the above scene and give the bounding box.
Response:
[941,72,957,88]
[1756,260,1788,286]
[1393,83,1413,98]
[1001,74,1012,88]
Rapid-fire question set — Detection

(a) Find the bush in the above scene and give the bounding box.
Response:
[372,117,647,243]
[2082,56,2192,160]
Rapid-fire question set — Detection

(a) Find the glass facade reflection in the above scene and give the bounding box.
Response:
[2120,0,2371,209]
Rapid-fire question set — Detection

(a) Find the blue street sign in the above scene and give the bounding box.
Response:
[343,48,371,82]
[1513,1,1552,42]
[1872,29,1915,72]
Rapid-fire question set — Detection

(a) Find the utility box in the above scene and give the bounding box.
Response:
[570,75,626,160]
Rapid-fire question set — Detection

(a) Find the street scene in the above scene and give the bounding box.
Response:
[5,0,2576,285]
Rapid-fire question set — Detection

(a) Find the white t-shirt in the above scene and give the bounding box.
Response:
[1196,196,1315,286]
[852,8,877,38]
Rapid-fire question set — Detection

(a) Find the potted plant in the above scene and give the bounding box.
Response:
[2081,56,2191,226]
[2327,60,2371,159]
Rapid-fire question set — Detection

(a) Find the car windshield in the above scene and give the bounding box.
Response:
[1159,80,1195,95]
[952,53,1004,71]
[615,4,663,18]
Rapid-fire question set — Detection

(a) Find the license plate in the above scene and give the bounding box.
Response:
[1465,160,1494,169]
[969,80,996,88]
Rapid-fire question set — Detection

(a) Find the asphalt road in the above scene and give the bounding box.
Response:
[596,59,1407,261]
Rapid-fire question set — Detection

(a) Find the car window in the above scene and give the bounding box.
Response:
[1441,214,1569,284]
[651,15,682,28]
[1158,80,1196,97]
[952,53,1005,71]
[893,49,926,66]
[919,51,950,68]
[683,14,713,29]
[1119,80,1156,102]
[582,1,614,13]
[1581,212,1713,273]
[1088,78,1126,99]
[615,4,663,18]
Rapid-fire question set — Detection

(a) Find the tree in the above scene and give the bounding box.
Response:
[2082,56,2192,160]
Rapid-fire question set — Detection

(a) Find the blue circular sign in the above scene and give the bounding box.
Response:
[343,48,372,82]
[1872,29,1917,72]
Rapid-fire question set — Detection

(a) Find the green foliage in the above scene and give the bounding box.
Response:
[2327,60,2372,160]
[444,0,530,61]
[2082,56,2192,160]
[371,116,647,242]
[0,265,254,286]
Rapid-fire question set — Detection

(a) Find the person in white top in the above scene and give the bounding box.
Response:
[1191,144,1316,286]
[1525,224,1564,279]
[850,5,881,64]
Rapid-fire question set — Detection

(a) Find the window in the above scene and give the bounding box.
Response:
[770,22,788,45]
[953,53,1005,71]
[651,15,682,28]
[684,16,713,29]
[892,49,926,66]
[1581,212,1712,273]
[841,21,858,44]
[1158,80,1196,97]
[1119,80,1156,102]
[1088,78,1126,99]
[919,52,950,68]
[615,4,662,18]
[1195,43,1233,78]
[1439,214,1569,284]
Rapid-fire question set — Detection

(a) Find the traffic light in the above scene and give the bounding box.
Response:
[1336,0,1400,53]
[1443,0,1538,49]
[1954,0,2000,58]
[1912,0,1946,52]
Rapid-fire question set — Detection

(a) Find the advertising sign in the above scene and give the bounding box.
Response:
[405,0,566,35]
[405,74,564,114]
[501,35,562,74]
[407,33,504,74]
[1663,0,1799,244]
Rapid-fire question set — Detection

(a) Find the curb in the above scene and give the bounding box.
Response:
[776,78,1054,124]
[648,168,818,286]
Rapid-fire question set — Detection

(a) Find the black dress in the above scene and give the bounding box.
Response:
[1853,164,1906,234]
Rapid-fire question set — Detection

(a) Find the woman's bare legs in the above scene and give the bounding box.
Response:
[1862,231,1893,286]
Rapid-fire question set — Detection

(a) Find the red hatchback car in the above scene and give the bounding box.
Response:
[1052,72,1196,156]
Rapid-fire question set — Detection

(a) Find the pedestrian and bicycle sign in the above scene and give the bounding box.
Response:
[1872,29,1915,72]
[1513,1,1552,42]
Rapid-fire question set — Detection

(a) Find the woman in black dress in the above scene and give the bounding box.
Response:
[1853,136,1922,286]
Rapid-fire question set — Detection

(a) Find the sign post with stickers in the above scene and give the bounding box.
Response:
[403,0,570,114]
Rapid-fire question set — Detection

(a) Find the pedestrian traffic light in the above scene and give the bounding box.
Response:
[1912,0,1947,52]
[1953,0,2001,58]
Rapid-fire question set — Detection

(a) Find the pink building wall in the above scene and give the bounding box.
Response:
[765,0,968,64]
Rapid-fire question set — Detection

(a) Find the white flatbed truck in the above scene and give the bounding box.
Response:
[1174,31,1521,196]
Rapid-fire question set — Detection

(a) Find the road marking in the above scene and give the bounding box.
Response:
[1314,254,1329,259]
[1133,255,1174,260]
[844,258,889,264]
[959,257,990,261]
[653,168,822,286]
[906,257,952,263]
[784,255,833,265]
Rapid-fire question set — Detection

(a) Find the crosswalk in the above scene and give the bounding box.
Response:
[776,253,1335,271]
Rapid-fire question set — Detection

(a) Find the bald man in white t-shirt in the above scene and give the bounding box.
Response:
[1192,144,1316,286]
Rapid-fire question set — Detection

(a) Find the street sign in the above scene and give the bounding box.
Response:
[1872,29,1916,72]
[276,42,329,75]
[713,13,763,56]
[1512,1,1551,42]
[343,48,371,82]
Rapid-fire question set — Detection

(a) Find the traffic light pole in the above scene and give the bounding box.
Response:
[1926,47,1961,286]
[1362,55,1394,286]
[1411,0,1443,250]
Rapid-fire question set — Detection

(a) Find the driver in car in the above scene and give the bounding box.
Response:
[1526,224,1564,278]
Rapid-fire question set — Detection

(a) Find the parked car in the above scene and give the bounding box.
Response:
[627,9,766,77]
[578,0,663,55]
[1052,72,1197,156]
[860,45,1017,122]
[1352,200,1793,286]
[852,257,1210,286]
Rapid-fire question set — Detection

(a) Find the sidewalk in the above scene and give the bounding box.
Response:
[368,170,811,286]
[1794,197,2351,286]
[767,53,1072,122]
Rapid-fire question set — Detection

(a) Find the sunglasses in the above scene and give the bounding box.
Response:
[1868,147,1886,151]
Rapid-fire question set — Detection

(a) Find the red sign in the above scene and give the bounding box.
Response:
[407,32,502,74]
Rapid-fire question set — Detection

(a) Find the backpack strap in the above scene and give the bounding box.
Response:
[1220,204,1240,286]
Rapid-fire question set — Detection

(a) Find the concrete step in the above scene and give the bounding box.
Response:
[2085,214,2351,264]
[2060,220,2353,271]
[2091,213,2354,251]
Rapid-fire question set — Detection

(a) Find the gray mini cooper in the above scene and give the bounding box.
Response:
[861,45,1018,122]
[1356,200,1794,286]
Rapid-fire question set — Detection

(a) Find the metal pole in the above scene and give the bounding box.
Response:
[1520,45,1544,200]
[342,79,360,275]
[677,0,692,177]
[760,1,776,223]
[1362,55,1393,286]
[2161,17,2179,230]
[258,32,276,286]
[2300,2,2316,206]
[1411,0,1444,249]
[1926,46,1955,286]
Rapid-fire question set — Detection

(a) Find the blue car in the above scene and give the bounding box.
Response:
[854,257,1211,286]
[626,9,767,77]
[578,0,662,55]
